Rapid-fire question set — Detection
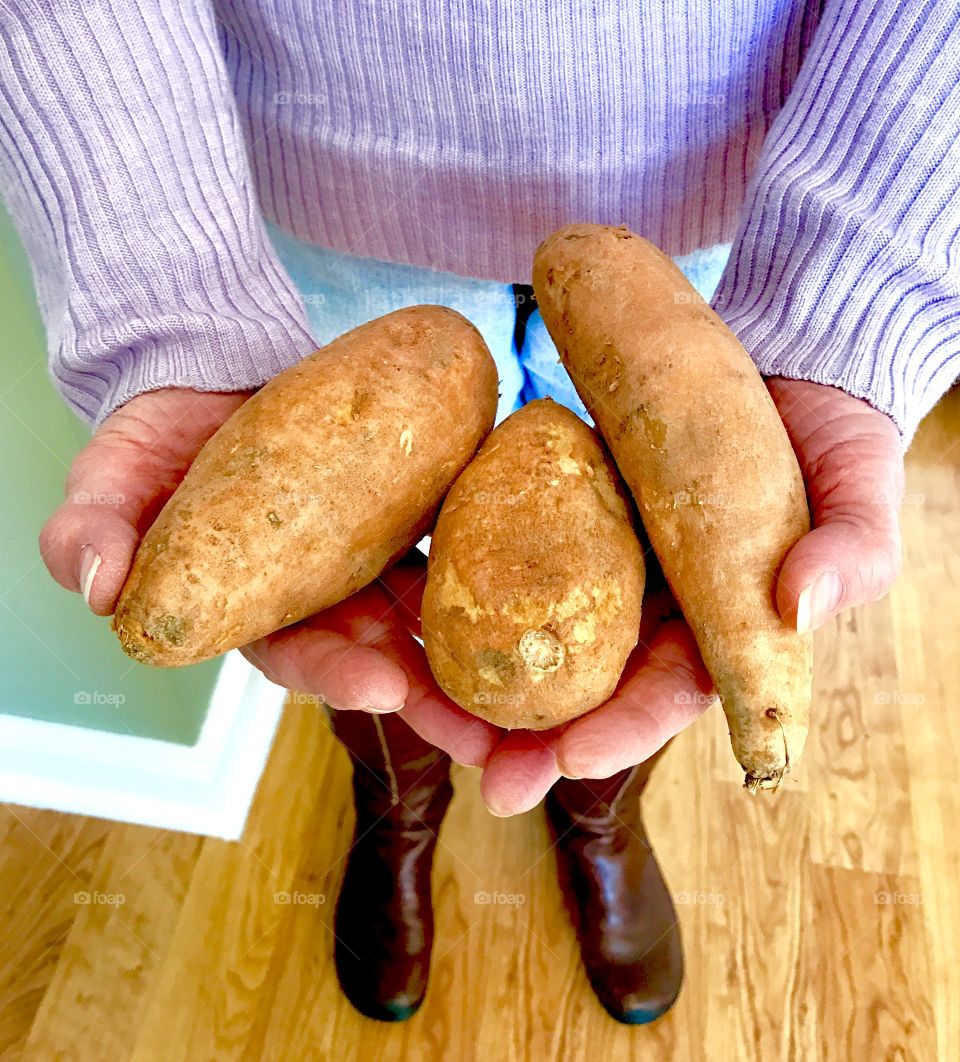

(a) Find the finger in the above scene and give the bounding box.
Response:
[556,620,713,779]
[778,517,902,634]
[395,646,502,768]
[479,729,563,817]
[39,389,247,615]
[379,553,503,765]
[242,579,501,766]
[399,692,500,769]
[241,582,410,713]
[767,379,904,632]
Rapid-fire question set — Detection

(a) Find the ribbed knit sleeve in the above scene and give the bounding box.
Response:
[0,1,316,426]
[713,0,960,441]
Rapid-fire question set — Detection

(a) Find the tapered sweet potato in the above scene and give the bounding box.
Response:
[115,306,498,666]
[533,224,813,789]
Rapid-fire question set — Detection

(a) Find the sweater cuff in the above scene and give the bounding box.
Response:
[712,244,960,445]
[52,249,318,429]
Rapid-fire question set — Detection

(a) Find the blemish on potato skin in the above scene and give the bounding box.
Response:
[146,614,187,647]
[350,389,369,421]
[229,447,269,474]
[620,405,667,449]
[266,510,282,528]
[115,623,150,661]
[475,649,515,686]
[518,628,565,673]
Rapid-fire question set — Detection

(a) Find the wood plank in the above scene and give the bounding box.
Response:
[0,808,113,1058]
[803,866,935,1061]
[127,701,332,1061]
[24,825,204,1060]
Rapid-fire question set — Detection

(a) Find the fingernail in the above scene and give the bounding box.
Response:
[79,545,102,608]
[796,571,844,634]
[483,802,513,818]
[363,700,405,714]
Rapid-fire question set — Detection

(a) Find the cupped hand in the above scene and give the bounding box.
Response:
[40,387,250,614]
[470,378,906,816]
[766,378,904,631]
[38,386,502,766]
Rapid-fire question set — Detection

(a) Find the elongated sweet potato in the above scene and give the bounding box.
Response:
[115,306,498,666]
[422,399,645,729]
[533,224,813,789]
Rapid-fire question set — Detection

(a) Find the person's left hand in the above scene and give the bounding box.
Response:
[241,377,906,815]
[432,378,904,814]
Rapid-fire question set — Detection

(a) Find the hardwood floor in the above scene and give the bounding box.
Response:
[1,387,957,1061]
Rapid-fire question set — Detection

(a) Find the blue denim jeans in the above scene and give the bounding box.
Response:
[266,221,731,424]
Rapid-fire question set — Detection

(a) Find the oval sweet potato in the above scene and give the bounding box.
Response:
[422,399,645,729]
[114,306,498,666]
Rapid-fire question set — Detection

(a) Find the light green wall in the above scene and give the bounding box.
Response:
[0,204,218,744]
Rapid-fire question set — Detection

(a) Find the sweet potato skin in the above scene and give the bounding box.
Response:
[114,306,498,666]
[533,224,812,787]
[422,399,645,730]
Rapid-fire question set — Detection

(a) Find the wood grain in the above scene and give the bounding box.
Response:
[1,388,957,1061]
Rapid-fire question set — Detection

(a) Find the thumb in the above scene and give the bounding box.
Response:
[769,379,905,633]
[39,388,248,615]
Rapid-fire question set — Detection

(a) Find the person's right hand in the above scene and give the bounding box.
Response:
[39,387,504,768]
[40,387,250,615]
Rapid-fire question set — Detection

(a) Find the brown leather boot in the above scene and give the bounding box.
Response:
[329,708,453,1022]
[546,749,683,1024]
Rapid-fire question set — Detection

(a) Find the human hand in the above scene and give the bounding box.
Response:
[471,378,906,815]
[40,387,250,614]
[37,386,503,766]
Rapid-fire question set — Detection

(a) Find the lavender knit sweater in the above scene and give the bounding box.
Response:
[1,1,958,437]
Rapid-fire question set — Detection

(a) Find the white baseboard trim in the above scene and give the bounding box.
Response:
[0,652,286,839]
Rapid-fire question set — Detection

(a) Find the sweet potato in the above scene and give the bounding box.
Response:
[422,399,645,729]
[533,224,813,789]
[115,306,498,666]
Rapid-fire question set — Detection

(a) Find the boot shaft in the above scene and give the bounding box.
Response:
[328,707,453,827]
[549,743,666,828]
